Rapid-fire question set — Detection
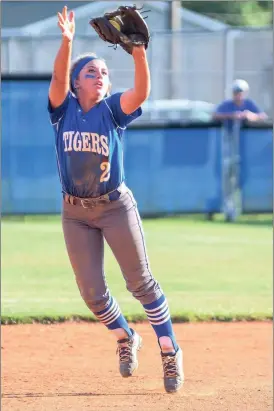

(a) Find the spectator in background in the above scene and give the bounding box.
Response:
[212,79,267,222]
[213,79,267,127]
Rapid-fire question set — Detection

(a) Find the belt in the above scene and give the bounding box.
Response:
[63,182,127,209]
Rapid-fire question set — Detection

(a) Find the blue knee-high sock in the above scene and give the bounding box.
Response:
[94,296,133,337]
[143,294,179,352]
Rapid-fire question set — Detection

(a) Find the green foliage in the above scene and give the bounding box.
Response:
[183,0,273,27]
[241,1,273,26]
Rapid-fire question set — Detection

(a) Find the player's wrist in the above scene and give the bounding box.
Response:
[132,46,146,59]
[62,35,74,45]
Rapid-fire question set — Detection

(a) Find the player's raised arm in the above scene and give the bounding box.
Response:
[49,6,75,109]
[89,6,151,115]
[120,46,151,115]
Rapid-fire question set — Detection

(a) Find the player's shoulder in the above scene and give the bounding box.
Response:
[103,92,123,108]
[48,91,77,126]
[244,98,255,105]
[101,91,142,129]
[221,99,233,105]
[217,99,233,110]
[101,92,123,119]
[66,92,78,107]
[52,91,76,112]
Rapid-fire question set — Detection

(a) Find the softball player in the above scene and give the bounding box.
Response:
[48,6,183,393]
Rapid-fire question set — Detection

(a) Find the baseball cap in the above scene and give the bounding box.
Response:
[232,79,249,93]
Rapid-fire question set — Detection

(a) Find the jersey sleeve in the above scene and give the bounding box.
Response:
[47,92,71,125]
[245,99,262,114]
[104,92,142,128]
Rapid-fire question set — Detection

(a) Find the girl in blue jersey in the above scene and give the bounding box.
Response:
[48,6,183,393]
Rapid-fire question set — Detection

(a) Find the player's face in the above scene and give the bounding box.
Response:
[79,59,110,99]
[233,91,245,103]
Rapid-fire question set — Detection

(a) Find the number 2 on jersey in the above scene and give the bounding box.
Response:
[100,162,110,182]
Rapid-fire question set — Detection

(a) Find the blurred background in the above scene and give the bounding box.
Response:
[1,0,272,323]
[1,0,273,217]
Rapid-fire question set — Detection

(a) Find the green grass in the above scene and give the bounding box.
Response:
[1,215,272,324]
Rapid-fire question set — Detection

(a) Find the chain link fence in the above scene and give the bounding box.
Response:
[2,28,272,115]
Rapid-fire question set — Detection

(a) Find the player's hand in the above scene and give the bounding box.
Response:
[233,111,245,120]
[242,110,256,121]
[58,6,75,42]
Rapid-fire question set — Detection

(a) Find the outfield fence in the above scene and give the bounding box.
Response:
[2,79,272,215]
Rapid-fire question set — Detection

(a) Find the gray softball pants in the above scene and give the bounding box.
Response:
[62,186,163,314]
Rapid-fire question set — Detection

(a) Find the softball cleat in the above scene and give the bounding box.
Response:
[161,347,184,393]
[117,329,142,378]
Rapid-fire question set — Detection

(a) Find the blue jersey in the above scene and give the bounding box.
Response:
[48,92,141,198]
[215,98,262,131]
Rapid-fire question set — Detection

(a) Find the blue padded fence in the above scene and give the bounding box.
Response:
[2,79,272,215]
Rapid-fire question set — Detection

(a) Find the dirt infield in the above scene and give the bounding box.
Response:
[2,322,272,411]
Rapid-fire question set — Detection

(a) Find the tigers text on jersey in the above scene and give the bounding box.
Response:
[48,92,141,198]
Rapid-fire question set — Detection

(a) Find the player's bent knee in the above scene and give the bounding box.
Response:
[127,277,163,305]
[80,289,110,314]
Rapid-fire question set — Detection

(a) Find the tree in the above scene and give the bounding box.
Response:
[182,1,273,27]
